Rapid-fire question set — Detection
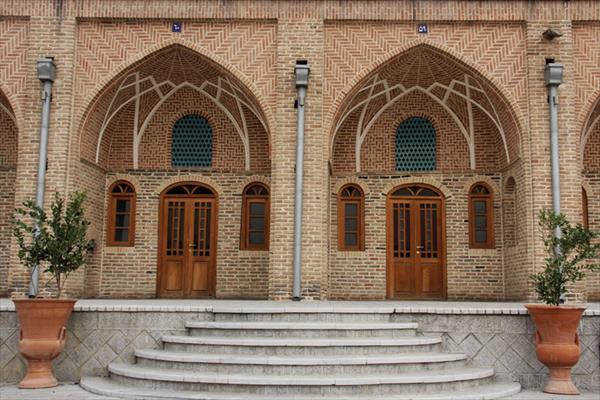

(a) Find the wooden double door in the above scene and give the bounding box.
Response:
[157,184,217,298]
[387,185,446,299]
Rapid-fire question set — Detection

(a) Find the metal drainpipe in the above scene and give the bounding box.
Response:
[28,58,57,298]
[544,61,564,301]
[292,60,310,301]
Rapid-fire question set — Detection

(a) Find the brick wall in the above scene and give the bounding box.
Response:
[0,94,18,297]
[2,0,599,301]
[329,174,505,300]
[97,172,270,299]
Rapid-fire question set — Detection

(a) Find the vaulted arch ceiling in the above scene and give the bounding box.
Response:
[582,96,600,171]
[81,44,269,170]
[331,44,522,173]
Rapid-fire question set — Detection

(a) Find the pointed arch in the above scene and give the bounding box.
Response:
[329,42,523,173]
[78,42,272,171]
[581,95,600,167]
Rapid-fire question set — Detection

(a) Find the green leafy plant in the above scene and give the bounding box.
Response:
[13,191,96,298]
[531,209,600,305]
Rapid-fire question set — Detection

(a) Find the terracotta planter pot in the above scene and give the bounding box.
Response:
[525,303,585,395]
[12,298,76,389]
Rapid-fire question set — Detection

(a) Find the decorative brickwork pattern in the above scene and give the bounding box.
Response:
[74,20,277,139]
[0,18,28,123]
[324,22,528,144]
[330,45,519,173]
[1,0,599,302]
[574,22,600,144]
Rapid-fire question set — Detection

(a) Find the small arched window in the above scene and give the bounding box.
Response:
[107,181,136,246]
[396,117,436,171]
[172,114,213,167]
[338,185,365,251]
[469,183,494,249]
[582,187,589,230]
[241,183,270,250]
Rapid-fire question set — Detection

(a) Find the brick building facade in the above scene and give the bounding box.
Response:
[0,0,598,301]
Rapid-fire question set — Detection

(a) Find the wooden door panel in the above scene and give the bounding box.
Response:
[393,261,414,297]
[190,261,209,292]
[388,191,444,299]
[164,260,184,292]
[158,195,216,298]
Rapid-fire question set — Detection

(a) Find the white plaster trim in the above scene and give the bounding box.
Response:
[332,74,511,173]
[94,72,268,171]
[0,101,16,125]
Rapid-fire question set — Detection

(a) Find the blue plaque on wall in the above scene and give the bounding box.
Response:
[172,21,182,33]
[418,23,428,34]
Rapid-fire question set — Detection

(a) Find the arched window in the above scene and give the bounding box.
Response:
[469,183,494,249]
[583,187,589,230]
[338,185,365,251]
[107,181,136,246]
[241,183,270,250]
[396,117,436,171]
[172,114,213,167]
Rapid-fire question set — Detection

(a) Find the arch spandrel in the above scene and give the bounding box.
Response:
[329,43,524,174]
[78,43,272,172]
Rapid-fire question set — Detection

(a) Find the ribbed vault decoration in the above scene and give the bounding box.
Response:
[0,91,16,125]
[91,45,268,170]
[331,45,521,173]
[582,97,600,163]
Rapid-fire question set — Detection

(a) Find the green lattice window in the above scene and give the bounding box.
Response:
[172,115,213,167]
[395,117,436,171]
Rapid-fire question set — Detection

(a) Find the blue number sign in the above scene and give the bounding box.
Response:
[172,21,182,33]
[418,23,428,34]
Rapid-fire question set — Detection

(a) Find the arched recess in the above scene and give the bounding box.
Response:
[0,89,18,297]
[79,44,271,172]
[581,96,600,171]
[581,96,600,301]
[330,43,523,174]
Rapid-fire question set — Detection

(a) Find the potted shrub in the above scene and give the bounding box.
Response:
[12,191,95,389]
[526,209,599,395]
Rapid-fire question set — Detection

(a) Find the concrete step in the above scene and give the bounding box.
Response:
[212,308,396,323]
[185,321,419,337]
[134,349,467,374]
[106,363,497,395]
[161,334,442,356]
[81,377,522,400]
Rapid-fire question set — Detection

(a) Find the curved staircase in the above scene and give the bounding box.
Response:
[81,307,521,399]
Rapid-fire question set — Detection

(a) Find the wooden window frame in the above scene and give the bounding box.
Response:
[107,181,136,247]
[337,184,365,251]
[468,183,495,249]
[240,183,270,251]
[582,187,589,230]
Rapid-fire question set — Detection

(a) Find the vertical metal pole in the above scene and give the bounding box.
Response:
[29,58,56,298]
[292,86,306,300]
[293,61,310,301]
[544,62,564,302]
[549,84,561,233]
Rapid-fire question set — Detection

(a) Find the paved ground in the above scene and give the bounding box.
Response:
[0,384,598,400]
[2,298,599,315]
